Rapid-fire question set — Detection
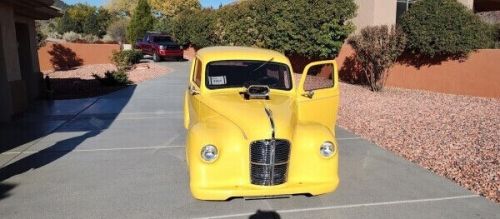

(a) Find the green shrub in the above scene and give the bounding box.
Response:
[62,31,81,42]
[101,34,115,43]
[93,70,130,86]
[56,4,111,37]
[35,22,47,49]
[212,0,357,58]
[494,23,500,48]
[171,8,216,47]
[349,25,407,91]
[400,0,495,57]
[111,49,142,70]
[82,34,99,43]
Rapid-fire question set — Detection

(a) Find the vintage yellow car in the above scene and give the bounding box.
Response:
[184,46,339,200]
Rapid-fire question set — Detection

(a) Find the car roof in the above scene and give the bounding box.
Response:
[196,46,290,64]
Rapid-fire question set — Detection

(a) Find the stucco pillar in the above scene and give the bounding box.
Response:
[0,5,22,82]
[0,5,13,121]
[352,0,397,33]
[457,0,474,9]
[0,4,28,118]
[15,16,42,102]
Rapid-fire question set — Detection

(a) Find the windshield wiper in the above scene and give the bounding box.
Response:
[251,57,274,72]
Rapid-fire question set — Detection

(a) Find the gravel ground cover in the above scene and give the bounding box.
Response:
[337,82,500,203]
[43,61,171,99]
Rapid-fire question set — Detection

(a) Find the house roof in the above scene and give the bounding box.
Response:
[3,0,61,20]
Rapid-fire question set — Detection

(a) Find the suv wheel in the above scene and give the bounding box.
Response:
[153,52,161,62]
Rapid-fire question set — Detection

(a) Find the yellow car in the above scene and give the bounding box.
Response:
[184,46,339,200]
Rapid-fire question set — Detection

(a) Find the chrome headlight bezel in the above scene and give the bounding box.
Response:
[320,141,336,158]
[201,144,218,163]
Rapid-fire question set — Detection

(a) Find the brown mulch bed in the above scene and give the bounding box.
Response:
[42,62,171,99]
[338,82,500,203]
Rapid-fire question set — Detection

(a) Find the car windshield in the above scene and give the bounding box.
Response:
[206,60,292,90]
[153,36,173,43]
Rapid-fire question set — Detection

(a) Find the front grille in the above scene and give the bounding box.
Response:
[165,45,179,50]
[250,139,290,186]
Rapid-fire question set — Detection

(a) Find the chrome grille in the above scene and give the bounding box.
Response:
[250,139,290,186]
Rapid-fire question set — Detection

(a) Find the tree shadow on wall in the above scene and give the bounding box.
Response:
[48,44,83,70]
[287,54,323,73]
[338,51,469,84]
[339,55,367,85]
[396,51,467,69]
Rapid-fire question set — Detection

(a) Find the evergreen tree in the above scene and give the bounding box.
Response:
[56,12,75,34]
[83,13,99,36]
[127,0,154,44]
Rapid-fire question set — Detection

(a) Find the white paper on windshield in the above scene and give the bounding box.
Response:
[209,76,227,85]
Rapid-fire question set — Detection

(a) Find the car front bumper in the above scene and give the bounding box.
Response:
[191,179,339,201]
[159,49,183,57]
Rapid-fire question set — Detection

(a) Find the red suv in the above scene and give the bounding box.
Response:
[135,33,184,62]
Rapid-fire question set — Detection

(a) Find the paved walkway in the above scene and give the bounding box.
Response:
[0,61,498,218]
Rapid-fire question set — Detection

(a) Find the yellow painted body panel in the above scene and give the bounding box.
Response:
[184,46,339,200]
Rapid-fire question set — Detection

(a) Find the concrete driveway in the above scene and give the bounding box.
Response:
[0,61,498,219]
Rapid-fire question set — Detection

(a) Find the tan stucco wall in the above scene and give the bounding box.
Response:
[458,0,474,9]
[352,0,397,32]
[352,0,474,32]
[352,0,376,31]
[373,0,397,26]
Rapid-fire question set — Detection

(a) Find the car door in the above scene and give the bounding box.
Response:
[143,35,151,54]
[184,58,203,129]
[296,60,339,132]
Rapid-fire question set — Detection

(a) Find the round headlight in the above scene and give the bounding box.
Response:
[159,45,165,50]
[201,145,218,162]
[320,141,335,158]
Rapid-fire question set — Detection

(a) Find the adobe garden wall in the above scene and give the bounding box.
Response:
[335,45,500,98]
[38,42,120,71]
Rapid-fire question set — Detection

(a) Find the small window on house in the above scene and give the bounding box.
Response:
[193,59,202,87]
[396,0,415,24]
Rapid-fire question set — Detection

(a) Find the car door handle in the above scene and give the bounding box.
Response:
[189,86,199,95]
[302,90,314,98]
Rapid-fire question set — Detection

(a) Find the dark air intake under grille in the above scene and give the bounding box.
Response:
[166,45,179,49]
[250,139,290,186]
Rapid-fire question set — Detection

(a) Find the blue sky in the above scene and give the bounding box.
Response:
[63,0,234,8]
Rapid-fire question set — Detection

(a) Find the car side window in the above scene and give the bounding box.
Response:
[193,59,202,87]
[304,64,334,91]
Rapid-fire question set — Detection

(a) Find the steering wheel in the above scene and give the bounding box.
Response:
[257,76,279,87]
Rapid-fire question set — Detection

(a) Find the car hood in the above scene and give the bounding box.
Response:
[199,92,296,140]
